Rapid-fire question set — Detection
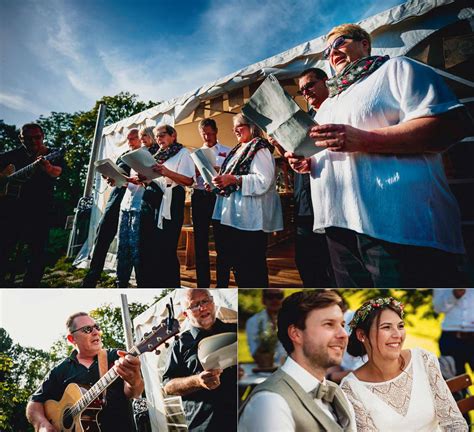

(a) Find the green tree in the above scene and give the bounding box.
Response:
[0,119,20,153]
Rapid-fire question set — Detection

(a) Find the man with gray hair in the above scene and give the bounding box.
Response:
[162,289,237,431]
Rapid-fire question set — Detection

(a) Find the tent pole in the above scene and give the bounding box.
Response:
[66,103,106,258]
[84,103,107,197]
[121,294,134,351]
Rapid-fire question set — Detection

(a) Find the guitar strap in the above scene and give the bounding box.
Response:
[98,349,108,401]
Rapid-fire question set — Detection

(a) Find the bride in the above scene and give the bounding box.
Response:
[340,297,466,432]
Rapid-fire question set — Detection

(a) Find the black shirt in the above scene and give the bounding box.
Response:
[162,319,237,432]
[31,349,134,432]
[294,172,314,218]
[0,146,62,217]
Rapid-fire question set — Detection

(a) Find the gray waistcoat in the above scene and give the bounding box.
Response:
[239,368,355,432]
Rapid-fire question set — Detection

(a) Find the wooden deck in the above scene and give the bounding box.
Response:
[178,239,303,288]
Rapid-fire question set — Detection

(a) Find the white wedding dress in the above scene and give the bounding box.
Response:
[340,348,466,432]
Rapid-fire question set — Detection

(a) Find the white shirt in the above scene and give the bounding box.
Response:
[152,147,195,228]
[212,145,283,233]
[245,310,287,365]
[239,356,355,432]
[120,169,145,212]
[432,289,474,331]
[194,141,231,190]
[312,56,464,253]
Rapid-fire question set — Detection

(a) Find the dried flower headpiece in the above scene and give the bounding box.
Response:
[349,297,404,330]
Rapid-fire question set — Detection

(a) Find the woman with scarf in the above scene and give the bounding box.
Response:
[138,124,194,287]
[287,23,471,288]
[210,113,283,287]
[340,297,466,431]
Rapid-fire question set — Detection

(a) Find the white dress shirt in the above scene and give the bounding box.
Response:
[212,145,283,233]
[433,289,474,331]
[194,141,231,190]
[120,169,145,212]
[239,356,355,432]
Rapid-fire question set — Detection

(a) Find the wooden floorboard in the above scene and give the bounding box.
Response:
[178,239,303,288]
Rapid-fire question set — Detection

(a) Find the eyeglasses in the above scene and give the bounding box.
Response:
[187,297,214,312]
[264,293,284,300]
[71,324,101,334]
[323,35,354,59]
[297,80,319,95]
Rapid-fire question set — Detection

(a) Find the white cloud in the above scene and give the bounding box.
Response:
[0,91,45,115]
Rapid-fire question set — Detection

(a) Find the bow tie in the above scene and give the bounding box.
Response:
[309,383,336,403]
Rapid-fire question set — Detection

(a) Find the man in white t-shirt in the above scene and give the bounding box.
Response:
[239,290,356,432]
[191,118,231,287]
[287,23,472,287]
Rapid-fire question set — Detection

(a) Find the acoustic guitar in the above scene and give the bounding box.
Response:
[44,302,180,432]
[0,147,65,198]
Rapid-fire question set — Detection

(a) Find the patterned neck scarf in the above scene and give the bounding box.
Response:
[153,142,183,164]
[217,137,273,197]
[148,143,160,155]
[326,55,390,97]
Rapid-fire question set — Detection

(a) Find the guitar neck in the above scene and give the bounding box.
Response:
[70,347,140,417]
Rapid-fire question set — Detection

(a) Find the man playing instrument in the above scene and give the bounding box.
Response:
[26,312,144,431]
[0,123,62,287]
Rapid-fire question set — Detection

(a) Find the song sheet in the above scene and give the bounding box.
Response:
[94,158,128,188]
[242,74,322,158]
[198,332,237,371]
[121,148,162,180]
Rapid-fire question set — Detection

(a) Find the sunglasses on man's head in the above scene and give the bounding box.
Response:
[71,324,101,334]
[322,35,355,60]
[264,292,284,300]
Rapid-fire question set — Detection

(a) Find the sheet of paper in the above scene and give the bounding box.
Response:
[197,332,237,371]
[242,74,322,158]
[94,158,128,188]
[190,148,218,189]
[121,147,162,180]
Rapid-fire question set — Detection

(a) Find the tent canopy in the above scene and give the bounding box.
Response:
[73,0,474,269]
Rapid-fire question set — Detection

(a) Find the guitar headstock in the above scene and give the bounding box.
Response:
[134,318,180,355]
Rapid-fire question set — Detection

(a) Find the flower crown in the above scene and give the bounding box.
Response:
[349,297,404,330]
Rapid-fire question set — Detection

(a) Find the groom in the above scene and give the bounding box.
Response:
[239,290,356,432]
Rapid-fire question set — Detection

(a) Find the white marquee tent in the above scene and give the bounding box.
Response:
[74,0,474,272]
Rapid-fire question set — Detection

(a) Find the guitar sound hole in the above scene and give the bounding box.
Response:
[62,410,73,429]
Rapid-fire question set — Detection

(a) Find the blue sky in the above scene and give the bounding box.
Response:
[0,0,404,128]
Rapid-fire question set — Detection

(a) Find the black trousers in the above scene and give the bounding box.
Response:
[295,216,332,287]
[192,190,232,287]
[139,186,185,287]
[213,222,268,287]
[0,213,49,287]
[82,188,125,287]
[325,226,467,288]
[439,331,474,375]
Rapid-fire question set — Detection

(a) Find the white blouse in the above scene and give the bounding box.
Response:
[151,147,195,228]
[313,57,464,253]
[340,348,466,432]
[212,145,283,233]
[120,169,145,212]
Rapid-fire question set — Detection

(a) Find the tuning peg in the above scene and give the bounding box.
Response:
[155,349,161,355]
[164,342,169,348]
[144,332,150,338]
[152,326,158,331]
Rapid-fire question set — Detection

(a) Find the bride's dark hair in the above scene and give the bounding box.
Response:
[347,298,404,359]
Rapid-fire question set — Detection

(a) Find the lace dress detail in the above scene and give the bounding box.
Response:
[421,350,467,432]
[365,363,413,416]
[340,380,378,431]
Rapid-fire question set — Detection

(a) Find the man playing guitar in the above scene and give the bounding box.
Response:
[26,312,144,431]
[0,123,62,287]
